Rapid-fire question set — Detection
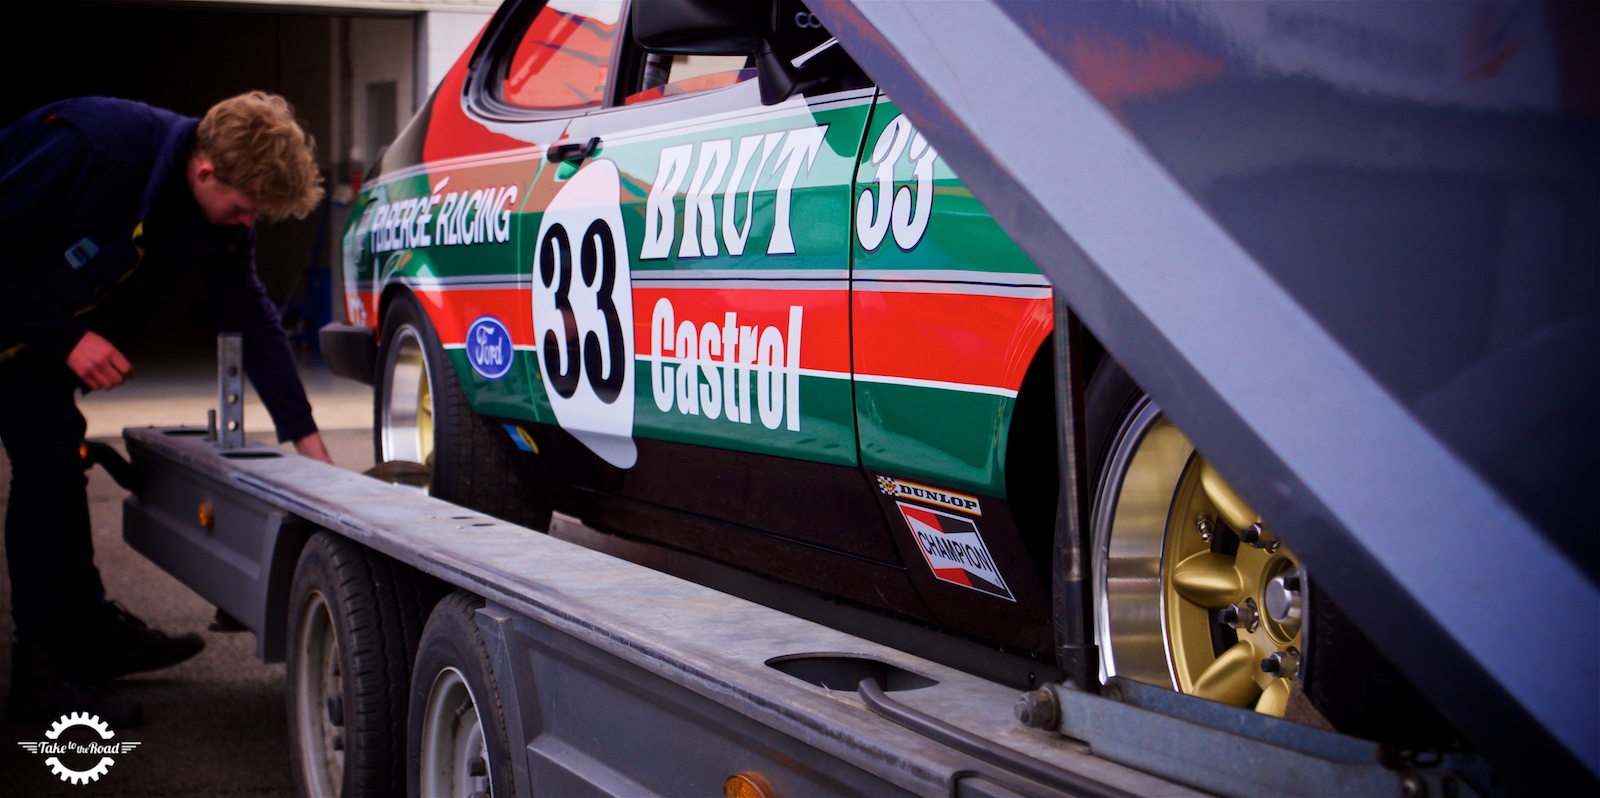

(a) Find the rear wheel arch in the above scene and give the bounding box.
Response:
[1003,334,1060,587]
[1003,328,1114,587]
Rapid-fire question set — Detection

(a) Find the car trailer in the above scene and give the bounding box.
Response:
[103,334,1496,797]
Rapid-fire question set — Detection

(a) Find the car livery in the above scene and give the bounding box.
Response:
[332,0,1057,658]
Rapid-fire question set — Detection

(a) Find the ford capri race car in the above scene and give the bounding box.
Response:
[324,0,1460,748]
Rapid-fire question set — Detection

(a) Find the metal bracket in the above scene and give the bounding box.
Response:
[218,333,244,449]
[1053,678,1496,797]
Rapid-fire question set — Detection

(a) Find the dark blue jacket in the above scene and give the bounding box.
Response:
[0,97,316,442]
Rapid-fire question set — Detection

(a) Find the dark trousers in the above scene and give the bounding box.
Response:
[0,351,107,647]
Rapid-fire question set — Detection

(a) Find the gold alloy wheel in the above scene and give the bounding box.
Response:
[1093,396,1305,716]
[380,323,436,479]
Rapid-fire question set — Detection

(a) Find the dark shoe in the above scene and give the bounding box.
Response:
[83,602,205,681]
[6,640,144,729]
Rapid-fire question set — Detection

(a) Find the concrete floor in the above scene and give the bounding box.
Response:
[0,355,375,796]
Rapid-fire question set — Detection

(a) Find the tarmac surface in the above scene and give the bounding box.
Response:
[1,355,373,797]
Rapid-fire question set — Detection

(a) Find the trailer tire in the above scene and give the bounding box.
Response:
[408,591,516,798]
[287,532,429,798]
[376,291,552,530]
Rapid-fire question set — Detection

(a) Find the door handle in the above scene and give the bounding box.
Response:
[547,136,601,163]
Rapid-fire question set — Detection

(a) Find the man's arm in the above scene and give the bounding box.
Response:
[196,230,330,462]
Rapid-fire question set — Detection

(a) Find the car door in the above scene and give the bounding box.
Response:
[850,97,1057,650]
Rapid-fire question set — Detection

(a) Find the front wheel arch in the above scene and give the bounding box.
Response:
[373,289,553,529]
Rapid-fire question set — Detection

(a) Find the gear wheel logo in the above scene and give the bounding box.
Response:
[16,711,142,784]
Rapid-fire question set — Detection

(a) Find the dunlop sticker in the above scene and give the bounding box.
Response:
[878,476,981,516]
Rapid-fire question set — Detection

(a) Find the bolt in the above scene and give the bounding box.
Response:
[1195,515,1213,542]
[1220,599,1260,632]
[1013,687,1060,729]
[1238,524,1279,550]
[1260,647,1299,680]
[331,734,344,752]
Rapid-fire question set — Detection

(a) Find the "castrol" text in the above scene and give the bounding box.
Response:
[649,298,802,432]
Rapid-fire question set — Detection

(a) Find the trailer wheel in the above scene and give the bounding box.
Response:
[408,591,515,798]
[1086,361,1309,717]
[287,532,427,797]
[376,291,552,529]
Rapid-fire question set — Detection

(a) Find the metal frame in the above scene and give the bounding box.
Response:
[812,0,1597,786]
[121,425,1187,797]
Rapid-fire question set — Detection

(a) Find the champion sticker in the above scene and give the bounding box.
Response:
[466,316,513,380]
[897,502,1014,601]
[878,476,981,516]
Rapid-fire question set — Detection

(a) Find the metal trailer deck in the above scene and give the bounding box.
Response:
[119,425,1175,797]
[118,422,1483,797]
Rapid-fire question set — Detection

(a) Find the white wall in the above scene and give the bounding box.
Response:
[417,11,494,106]
[344,16,417,174]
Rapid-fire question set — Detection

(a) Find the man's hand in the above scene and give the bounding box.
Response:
[66,331,134,391]
[293,431,334,465]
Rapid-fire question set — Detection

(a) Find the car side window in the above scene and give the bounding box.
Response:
[500,0,623,110]
[624,54,755,105]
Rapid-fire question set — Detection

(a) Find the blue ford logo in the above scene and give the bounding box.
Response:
[466,316,513,380]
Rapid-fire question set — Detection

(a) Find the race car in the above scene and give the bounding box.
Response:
[321,0,1526,750]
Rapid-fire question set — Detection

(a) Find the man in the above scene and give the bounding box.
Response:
[0,91,329,726]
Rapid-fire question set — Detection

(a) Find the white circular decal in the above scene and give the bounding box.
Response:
[531,160,637,468]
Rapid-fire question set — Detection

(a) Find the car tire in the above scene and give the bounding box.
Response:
[287,532,431,797]
[375,291,552,529]
[1083,359,1462,747]
[408,591,517,798]
[1086,359,1313,717]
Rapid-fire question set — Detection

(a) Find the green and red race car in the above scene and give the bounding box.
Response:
[324,0,1421,743]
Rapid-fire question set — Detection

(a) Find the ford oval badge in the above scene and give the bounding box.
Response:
[466,316,513,380]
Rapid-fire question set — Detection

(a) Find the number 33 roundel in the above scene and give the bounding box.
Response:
[532,159,637,469]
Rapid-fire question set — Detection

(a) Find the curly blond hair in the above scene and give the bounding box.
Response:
[196,91,324,222]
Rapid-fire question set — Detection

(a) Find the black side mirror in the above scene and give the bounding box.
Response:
[630,0,768,53]
[629,0,821,105]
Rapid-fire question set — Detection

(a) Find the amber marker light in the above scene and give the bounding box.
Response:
[724,772,775,798]
[198,501,215,531]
